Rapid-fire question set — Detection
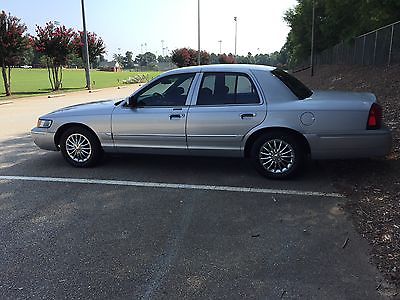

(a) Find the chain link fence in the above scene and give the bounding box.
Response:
[297,20,400,69]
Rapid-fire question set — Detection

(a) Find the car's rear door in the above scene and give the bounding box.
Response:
[186,72,266,156]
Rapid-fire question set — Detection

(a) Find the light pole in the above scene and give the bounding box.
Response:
[161,40,165,56]
[310,0,316,76]
[218,40,222,54]
[81,0,91,90]
[197,0,201,65]
[234,17,238,57]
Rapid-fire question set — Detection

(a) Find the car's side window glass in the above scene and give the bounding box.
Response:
[236,75,259,104]
[197,72,259,105]
[135,73,195,107]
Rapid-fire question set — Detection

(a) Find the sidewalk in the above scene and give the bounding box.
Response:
[0,84,141,140]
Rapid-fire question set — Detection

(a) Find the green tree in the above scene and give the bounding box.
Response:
[123,51,134,69]
[0,11,30,96]
[135,52,157,69]
[112,53,124,68]
[282,0,400,67]
[22,47,35,65]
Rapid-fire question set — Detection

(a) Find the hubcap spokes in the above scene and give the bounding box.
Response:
[259,139,295,174]
[65,133,92,163]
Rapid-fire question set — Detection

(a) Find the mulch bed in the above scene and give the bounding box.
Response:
[296,64,400,293]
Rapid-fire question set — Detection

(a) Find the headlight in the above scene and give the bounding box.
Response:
[37,119,53,128]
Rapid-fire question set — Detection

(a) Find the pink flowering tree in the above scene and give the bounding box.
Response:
[218,53,236,64]
[0,11,30,96]
[72,31,106,68]
[171,48,210,67]
[33,22,75,91]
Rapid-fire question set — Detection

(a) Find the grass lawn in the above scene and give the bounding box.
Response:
[0,68,161,99]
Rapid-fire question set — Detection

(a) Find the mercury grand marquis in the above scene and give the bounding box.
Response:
[31,64,392,179]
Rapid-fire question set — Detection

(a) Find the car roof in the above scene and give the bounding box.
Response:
[162,64,276,76]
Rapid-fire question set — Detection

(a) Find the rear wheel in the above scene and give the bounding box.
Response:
[251,132,305,179]
[60,126,102,167]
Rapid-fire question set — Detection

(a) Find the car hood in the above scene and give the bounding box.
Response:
[45,99,122,117]
[309,90,376,104]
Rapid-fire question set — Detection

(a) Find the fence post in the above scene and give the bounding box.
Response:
[361,35,366,65]
[373,30,378,65]
[353,38,357,64]
[388,24,395,66]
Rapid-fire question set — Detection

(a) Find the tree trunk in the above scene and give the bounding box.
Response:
[46,58,54,91]
[1,59,11,96]
[59,66,63,89]
[7,66,11,95]
[54,66,60,91]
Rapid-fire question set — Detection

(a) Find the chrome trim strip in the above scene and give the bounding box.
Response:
[113,133,184,137]
[187,134,241,138]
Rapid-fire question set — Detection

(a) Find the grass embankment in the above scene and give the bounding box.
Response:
[0,68,160,99]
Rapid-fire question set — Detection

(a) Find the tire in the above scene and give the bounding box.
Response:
[60,126,102,167]
[250,132,305,179]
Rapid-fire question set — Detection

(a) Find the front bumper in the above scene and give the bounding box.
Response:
[31,127,58,151]
[306,127,392,159]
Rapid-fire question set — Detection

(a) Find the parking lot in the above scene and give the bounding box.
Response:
[0,89,385,299]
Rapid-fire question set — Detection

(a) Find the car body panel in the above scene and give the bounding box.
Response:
[31,64,392,161]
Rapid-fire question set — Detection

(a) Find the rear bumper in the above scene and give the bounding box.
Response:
[306,127,392,159]
[31,127,58,151]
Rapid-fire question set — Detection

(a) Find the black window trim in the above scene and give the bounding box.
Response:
[195,71,263,107]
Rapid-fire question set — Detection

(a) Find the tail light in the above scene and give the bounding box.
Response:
[366,103,382,130]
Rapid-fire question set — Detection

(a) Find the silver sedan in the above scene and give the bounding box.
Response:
[31,64,392,179]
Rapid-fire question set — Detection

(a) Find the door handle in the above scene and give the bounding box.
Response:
[240,113,256,119]
[169,114,185,120]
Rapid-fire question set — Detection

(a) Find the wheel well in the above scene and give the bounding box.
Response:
[244,127,311,158]
[54,123,101,149]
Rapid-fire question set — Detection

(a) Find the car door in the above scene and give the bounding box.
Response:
[112,73,197,153]
[186,72,266,156]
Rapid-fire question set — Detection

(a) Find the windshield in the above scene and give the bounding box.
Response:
[271,69,313,100]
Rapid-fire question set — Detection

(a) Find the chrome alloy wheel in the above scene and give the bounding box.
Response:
[259,139,295,174]
[65,133,92,163]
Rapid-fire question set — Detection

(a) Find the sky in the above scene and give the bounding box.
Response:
[2,0,297,59]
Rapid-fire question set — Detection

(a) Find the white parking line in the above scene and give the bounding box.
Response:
[0,175,344,198]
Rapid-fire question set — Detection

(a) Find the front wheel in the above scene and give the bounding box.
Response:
[250,132,305,179]
[60,127,102,167]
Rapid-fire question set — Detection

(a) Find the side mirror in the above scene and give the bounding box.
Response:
[127,96,137,107]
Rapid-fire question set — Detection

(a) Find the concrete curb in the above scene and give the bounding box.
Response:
[88,89,103,93]
[48,94,66,98]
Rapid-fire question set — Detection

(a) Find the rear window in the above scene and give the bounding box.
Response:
[271,69,313,100]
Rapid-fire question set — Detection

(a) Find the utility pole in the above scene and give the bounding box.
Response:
[161,40,165,56]
[197,0,201,65]
[81,0,91,89]
[218,40,222,54]
[310,0,316,76]
[234,17,238,57]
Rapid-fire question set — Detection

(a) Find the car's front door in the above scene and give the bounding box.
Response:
[112,73,197,153]
[186,72,266,156]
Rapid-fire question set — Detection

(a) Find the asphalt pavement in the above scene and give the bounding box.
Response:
[0,89,387,299]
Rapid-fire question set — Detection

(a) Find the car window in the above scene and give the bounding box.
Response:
[197,72,260,105]
[135,73,195,107]
[271,68,312,100]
